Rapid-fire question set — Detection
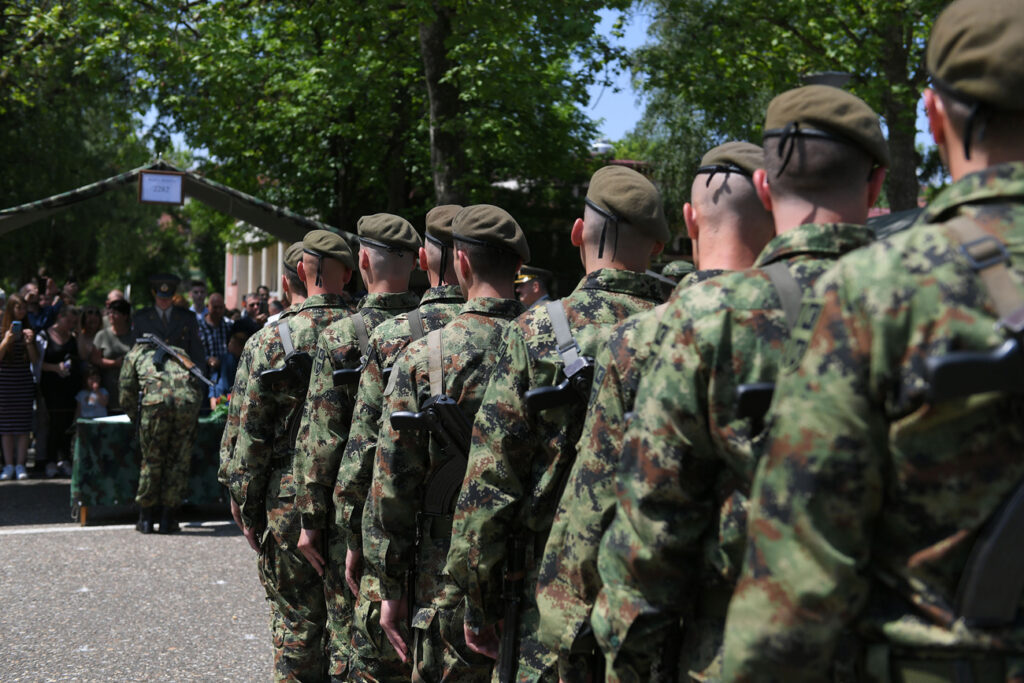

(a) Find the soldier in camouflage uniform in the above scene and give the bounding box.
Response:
[227,230,358,682]
[119,339,203,534]
[219,242,307,541]
[591,86,887,682]
[723,2,1024,680]
[444,166,669,682]
[660,258,696,282]
[291,214,422,681]
[338,205,465,682]
[364,204,529,682]
[534,142,774,682]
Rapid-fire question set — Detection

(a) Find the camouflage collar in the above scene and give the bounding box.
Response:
[297,292,355,311]
[573,267,666,302]
[754,222,874,267]
[683,268,727,287]
[459,296,525,319]
[921,162,1024,224]
[359,290,421,312]
[420,284,465,306]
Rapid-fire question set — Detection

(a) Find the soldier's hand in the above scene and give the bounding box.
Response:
[465,622,499,660]
[298,528,325,576]
[229,498,246,532]
[381,597,409,663]
[242,524,260,552]
[345,548,363,596]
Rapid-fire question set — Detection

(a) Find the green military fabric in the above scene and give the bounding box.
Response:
[119,342,203,507]
[226,292,356,682]
[364,296,525,682]
[535,269,723,682]
[445,268,665,682]
[660,259,696,282]
[336,284,464,682]
[291,290,420,679]
[722,164,1024,681]
[591,222,873,683]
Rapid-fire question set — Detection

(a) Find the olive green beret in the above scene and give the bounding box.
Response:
[585,166,670,243]
[661,259,696,282]
[764,85,890,167]
[282,242,304,274]
[696,141,763,180]
[927,0,1024,111]
[515,265,553,285]
[425,205,462,247]
[303,229,355,270]
[148,273,180,298]
[357,213,422,253]
[452,204,530,262]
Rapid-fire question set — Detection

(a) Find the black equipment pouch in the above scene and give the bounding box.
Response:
[525,301,594,414]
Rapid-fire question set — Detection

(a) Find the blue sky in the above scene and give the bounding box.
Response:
[584,9,652,142]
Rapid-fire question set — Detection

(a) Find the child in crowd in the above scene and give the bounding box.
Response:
[75,369,109,420]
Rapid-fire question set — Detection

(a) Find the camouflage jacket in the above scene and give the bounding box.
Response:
[445,268,666,630]
[217,305,299,489]
[592,222,873,680]
[336,285,464,552]
[535,269,723,669]
[119,341,203,421]
[362,296,524,610]
[723,164,1024,681]
[227,293,356,532]
[293,290,420,529]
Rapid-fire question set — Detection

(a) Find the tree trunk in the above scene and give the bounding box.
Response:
[879,17,922,212]
[419,3,465,205]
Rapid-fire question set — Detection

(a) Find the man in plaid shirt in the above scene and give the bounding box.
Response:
[197,292,233,380]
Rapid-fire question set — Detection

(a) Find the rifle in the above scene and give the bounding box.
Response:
[389,394,472,463]
[139,333,215,388]
[498,534,526,683]
[524,355,595,414]
[925,338,1024,403]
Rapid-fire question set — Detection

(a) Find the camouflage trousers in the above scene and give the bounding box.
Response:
[344,569,412,683]
[412,599,493,683]
[498,596,557,683]
[259,476,328,682]
[323,526,355,680]
[135,402,199,507]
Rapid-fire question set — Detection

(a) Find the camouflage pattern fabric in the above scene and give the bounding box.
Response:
[118,342,203,507]
[535,269,722,683]
[217,305,299,489]
[364,296,524,682]
[72,414,227,510]
[445,268,665,682]
[291,290,419,679]
[226,292,356,682]
[590,223,873,682]
[723,164,1024,682]
[337,284,463,681]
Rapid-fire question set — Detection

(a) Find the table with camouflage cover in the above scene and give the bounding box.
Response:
[70,415,227,525]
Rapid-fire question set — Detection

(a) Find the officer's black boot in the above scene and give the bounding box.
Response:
[136,507,154,534]
[158,506,180,534]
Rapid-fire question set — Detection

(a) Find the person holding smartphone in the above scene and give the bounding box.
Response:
[0,294,39,481]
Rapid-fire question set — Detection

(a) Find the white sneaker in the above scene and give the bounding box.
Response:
[15,464,28,480]
[0,465,13,481]
[45,462,58,478]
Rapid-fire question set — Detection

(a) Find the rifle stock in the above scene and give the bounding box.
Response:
[140,333,215,388]
[498,534,526,683]
[925,338,1024,403]
[525,356,595,414]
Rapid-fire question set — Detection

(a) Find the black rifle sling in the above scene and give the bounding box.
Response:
[763,261,802,331]
[943,215,1024,626]
[408,309,425,342]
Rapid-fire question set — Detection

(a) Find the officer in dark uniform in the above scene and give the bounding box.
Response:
[133,273,204,364]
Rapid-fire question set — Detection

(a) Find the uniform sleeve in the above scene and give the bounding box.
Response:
[535,342,626,665]
[591,318,721,680]
[118,349,140,423]
[229,347,277,531]
[294,333,353,529]
[722,275,885,682]
[362,349,430,600]
[338,340,388,551]
[445,328,535,630]
[217,340,254,489]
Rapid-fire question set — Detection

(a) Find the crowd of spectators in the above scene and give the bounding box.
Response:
[0,275,281,482]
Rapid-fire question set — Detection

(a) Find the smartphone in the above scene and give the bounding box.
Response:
[11,320,22,334]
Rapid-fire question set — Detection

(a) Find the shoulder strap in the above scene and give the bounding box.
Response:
[351,312,370,355]
[545,300,581,367]
[763,261,802,331]
[427,328,444,397]
[408,309,425,341]
[945,215,1024,322]
[278,320,295,357]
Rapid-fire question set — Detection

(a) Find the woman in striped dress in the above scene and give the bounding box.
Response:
[0,294,40,481]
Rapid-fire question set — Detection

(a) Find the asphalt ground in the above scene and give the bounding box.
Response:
[0,476,274,681]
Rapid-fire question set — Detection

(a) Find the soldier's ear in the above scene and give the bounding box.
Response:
[419,247,428,272]
[753,169,773,213]
[867,166,887,209]
[683,202,699,240]
[570,218,585,247]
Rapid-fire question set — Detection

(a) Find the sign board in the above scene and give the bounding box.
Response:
[138,170,185,205]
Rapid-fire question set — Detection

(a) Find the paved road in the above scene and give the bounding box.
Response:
[0,478,273,681]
